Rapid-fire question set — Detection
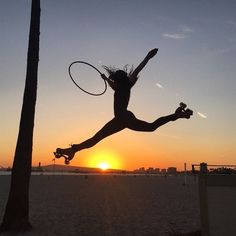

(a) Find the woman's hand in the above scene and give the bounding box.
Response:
[101,73,116,90]
[101,73,108,81]
[147,48,158,59]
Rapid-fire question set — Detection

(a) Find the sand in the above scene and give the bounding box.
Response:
[0,174,200,236]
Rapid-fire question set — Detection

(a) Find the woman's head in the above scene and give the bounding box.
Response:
[103,65,135,84]
[110,70,128,83]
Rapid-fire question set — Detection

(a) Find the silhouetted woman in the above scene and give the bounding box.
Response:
[54,48,193,164]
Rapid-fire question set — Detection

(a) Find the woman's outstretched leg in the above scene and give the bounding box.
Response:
[73,118,125,151]
[54,118,125,163]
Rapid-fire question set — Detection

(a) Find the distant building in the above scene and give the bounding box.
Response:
[147,167,155,174]
[167,167,177,175]
[161,168,166,174]
[134,167,146,174]
[200,162,208,173]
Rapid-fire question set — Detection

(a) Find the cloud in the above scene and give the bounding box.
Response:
[162,25,194,40]
[181,25,194,32]
[162,33,186,39]
[197,112,207,119]
[156,82,163,89]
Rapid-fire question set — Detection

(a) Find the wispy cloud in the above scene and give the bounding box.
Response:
[162,33,186,39]
[181,25,194,33]
[162,25,194,40]
[156,82,164,89]
[197,112,207,119]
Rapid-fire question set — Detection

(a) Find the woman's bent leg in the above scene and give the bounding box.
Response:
[127,112,177,132]
[127,103,192,132]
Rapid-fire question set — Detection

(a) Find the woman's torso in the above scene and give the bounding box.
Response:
[113,81,132,117]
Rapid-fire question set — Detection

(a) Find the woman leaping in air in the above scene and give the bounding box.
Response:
[54,48,193,164]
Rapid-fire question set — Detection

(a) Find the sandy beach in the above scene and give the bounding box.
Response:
[0,174,200,236]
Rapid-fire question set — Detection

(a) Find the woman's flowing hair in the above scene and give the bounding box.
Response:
[103,64,138,81]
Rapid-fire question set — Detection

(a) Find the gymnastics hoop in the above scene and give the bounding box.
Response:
[68,61,107,96]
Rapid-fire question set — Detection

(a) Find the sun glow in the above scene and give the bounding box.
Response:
[98,162,110,171]
[87,149,122,170]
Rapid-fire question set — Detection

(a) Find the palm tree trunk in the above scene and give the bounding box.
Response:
[0,0,40,232]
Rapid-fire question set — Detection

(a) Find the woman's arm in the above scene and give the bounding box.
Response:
[129,48,158,84]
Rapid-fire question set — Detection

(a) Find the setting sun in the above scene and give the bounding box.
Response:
[98,162,110,171]
[87,149,122,170]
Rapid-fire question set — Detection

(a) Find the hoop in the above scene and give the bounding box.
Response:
[68,61,107,96]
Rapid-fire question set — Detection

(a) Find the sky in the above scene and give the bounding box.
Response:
[1,0,236,171]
